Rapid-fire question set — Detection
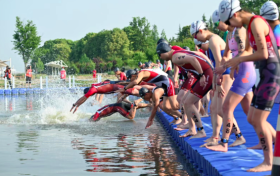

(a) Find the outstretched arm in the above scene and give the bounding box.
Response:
[127,98,143,119]
[70,96,88,114]
[145,89,163,129]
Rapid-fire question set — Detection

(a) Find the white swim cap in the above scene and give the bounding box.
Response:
[194,39,202,45]
[190,21,207,35]
[219,0,241,23]
[260,1,279,21]
[203,41,209,44]
[212,10,220,24]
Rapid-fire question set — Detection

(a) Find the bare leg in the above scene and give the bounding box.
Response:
[247,108,273,172]
[208,75,233,143]
[206,91,245,151]
[203,92,210,115]
[175,91,189,130]
[98,94,104,104]
[183,93,206,139]
[245,92,276,150]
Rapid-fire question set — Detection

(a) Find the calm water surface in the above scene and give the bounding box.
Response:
[0,92,199,176]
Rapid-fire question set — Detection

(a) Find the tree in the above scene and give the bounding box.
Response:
[160,29,167,40]
[12,16,41,72]
[177,25,192,42]
[78,54,95,74]
[151,25,159,42]
[70,32,96,63]
[128,17,152,51]
[170,38,195,51]
[240,0,280,15]
[36,58,44,73]
[202,14,207,23]
[102,28,130,60]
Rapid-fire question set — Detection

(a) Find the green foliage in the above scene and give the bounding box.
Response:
[78,54,95,74]
[12,16,41,71]
[114,57,124,68]
[102,28,130,60]
[177,25,192,42]
[202,14,207,23]
[151,25,159,42]
[128,17,152,51]
[107,62,113,71]
[70,32,96,63]
[240,0,280,14]
[36,58,44,73]
[68,62,79,74]
[170,38,195,51]
[160,29,167,40]
[107,71,115,75]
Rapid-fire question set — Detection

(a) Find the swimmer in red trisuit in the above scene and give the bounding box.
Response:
[89,98,151,122]
[114,67,127,81]
[117,67,182,125]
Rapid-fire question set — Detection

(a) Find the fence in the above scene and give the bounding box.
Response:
[0,75,103,95]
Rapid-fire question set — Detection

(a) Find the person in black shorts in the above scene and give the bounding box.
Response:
[89,98,151,122]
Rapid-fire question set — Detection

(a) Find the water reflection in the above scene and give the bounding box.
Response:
[2,95,35,112]
[16,130,39,164]
[71,132,190,175]
[26,95,33,111]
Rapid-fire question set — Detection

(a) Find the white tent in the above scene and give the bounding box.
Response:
[45,60,68,76]
[0,60,8,77]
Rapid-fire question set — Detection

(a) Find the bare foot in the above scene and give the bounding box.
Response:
[179,130,196,138]
[201,113,209,118]
[206,143,228,152]
[204,136,220,143]
[174,123,189,131]
[247,161,272,172]
[189,131,206,139]
[229,136,246,147]
[200,137,219,147]
[170,118,181,125]
[247,143,262,150]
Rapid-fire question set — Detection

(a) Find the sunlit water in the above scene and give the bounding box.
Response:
[0,91,199,176]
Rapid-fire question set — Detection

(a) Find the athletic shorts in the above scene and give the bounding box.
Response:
[153,78,175,97]
[251,62,280,111]
[181,76,197,91]
[230,62,256,96]
[190,68,213,99]
[26,77,31,84]
[166,70,173,77]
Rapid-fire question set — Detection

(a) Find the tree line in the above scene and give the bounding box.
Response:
[12,0,280,74]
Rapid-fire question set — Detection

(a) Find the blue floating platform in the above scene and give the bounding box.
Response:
[26,88,33,94]
[12,89,19,94]
[156,103,278,176]
[19,88,26,94]
[0,89,4,95]
[4,89,11,95]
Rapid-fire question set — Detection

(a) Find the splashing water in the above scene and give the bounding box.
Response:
[3,90,149,125]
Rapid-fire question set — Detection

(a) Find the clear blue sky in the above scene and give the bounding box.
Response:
[0,0,222,73]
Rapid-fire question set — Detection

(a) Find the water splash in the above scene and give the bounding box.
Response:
[3,90,148,125]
